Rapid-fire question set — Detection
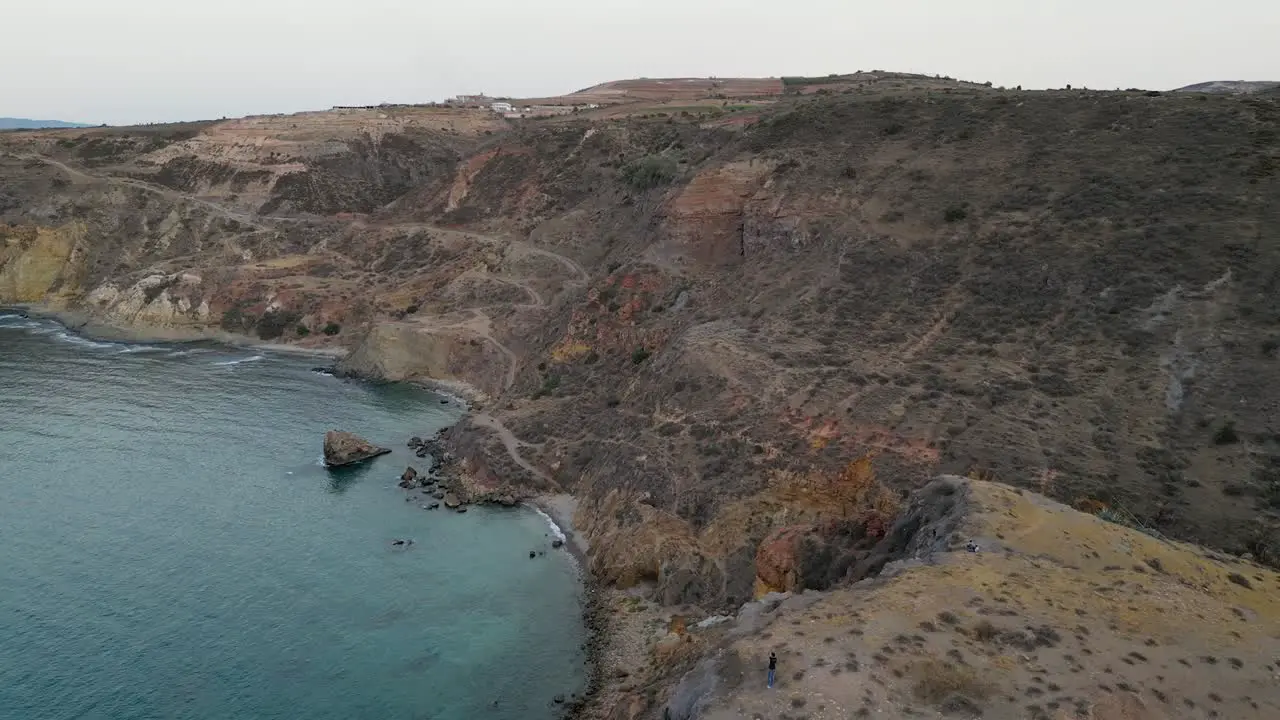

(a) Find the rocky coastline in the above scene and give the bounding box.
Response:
[396,426,609,718]
[4,302,349,359]
[5,309,607,716]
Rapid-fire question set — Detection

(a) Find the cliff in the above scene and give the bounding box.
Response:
[3,76,1279,716]
[624,477,1280,720]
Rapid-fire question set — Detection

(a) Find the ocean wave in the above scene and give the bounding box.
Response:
[213,355,266,366]
[116,345,166,354]
[531,506,568,544]
[54,332,118,350]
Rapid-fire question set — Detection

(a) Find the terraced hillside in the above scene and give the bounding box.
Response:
[3,78,1279,717]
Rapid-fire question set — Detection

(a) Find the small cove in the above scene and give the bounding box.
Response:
[0,311,586,720]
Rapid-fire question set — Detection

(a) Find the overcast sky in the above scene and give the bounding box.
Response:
[4,0,1277,125]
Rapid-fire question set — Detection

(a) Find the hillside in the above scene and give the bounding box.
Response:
[2,77,1279,718]
[0,118,94,130]
[639,477,1280,720]
[1176,81,1280,95]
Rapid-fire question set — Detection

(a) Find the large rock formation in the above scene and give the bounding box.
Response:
[323,431,390,468]
[616,478,1280,720]
[2,78,1278,626]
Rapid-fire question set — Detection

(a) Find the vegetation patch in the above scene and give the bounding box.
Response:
[255,309,302,341]
[620,155,678,190]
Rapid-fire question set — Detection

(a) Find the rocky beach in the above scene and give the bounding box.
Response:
[0,314,589,720]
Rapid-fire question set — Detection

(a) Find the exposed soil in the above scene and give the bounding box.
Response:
[4,73,1280,719]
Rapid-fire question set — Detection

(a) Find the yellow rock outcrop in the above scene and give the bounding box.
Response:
[0,222,87,304]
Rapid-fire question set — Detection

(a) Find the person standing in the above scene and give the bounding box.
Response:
[767,651,777,688]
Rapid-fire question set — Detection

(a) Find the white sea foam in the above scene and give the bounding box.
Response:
[214,355,265,366]
[531,506,568,544]
[54,332,118,350]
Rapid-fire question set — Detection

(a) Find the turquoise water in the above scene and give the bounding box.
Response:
[0,312,585,720]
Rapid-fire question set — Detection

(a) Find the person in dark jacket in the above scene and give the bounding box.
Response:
[767,651,777,688]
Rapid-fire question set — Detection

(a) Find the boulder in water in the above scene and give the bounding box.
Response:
[323,431,391,468]
[407,436,423,448]
[443,492,461,509]
[399,466,419,488]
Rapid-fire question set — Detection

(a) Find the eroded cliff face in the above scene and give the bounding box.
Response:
[0,222,86,303]
[621,478,1280,720]
[3,87,1279,617]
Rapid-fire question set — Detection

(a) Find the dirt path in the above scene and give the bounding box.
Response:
[372,221,590,286]
[16,153,306,231]
[452,269,544,308]
[508,240,589,284]
[471,412,552,484]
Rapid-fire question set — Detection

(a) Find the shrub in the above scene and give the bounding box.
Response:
[972,621,999,642]
[220,306,248,332]
[631,348,651,364]
[255,309,302,340]
[405,304,420,315]
[296,325,310,337]
[1213,421,1239,445]
[1263,338,1279,357]
[322,322,341,336]
[943,204,969,223]
[911,660,992,706]
[620,155,678,190]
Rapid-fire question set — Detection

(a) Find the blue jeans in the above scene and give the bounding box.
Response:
[767,669,775,688]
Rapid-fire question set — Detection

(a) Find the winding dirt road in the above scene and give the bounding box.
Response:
[470,412,552,484]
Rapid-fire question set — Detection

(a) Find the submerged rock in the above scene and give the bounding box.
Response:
[323,430,391,468]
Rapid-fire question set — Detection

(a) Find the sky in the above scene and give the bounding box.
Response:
[3,0,1278,125]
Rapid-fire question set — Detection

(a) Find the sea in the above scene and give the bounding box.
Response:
[0,311,586,720]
